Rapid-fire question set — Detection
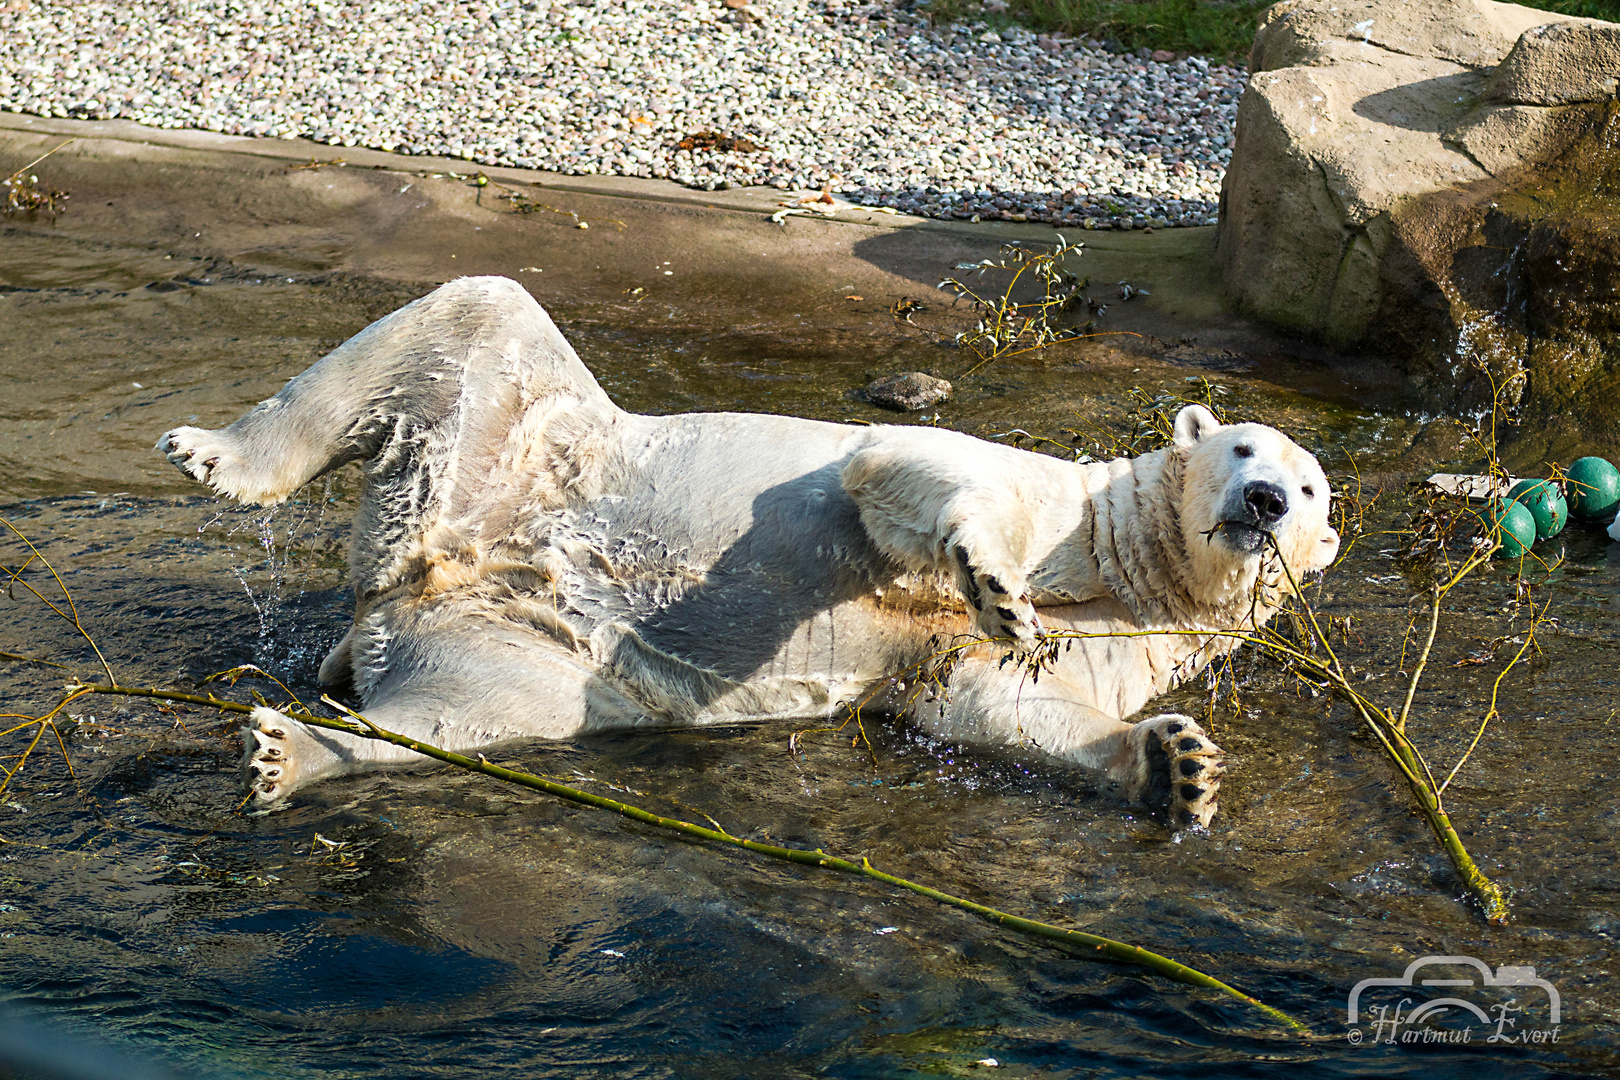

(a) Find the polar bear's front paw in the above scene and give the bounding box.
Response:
[241,707,314,810]
[1130,713,1225,829]
[157,426,264,504]
[953,544,1043,651]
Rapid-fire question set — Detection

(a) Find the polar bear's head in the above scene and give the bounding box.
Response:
[1172,404,1339,606]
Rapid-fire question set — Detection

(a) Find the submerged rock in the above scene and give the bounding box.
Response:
[1218,0,1620,435]
[864,372,953,411]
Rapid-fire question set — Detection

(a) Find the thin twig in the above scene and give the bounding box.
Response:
[1395,586,1442,735]
[0,651,68,670]
[0,685,91,800]
[207,664,310,713]
[0,518,116,686]
[8,140,76,178]
[1439,598,1549,795]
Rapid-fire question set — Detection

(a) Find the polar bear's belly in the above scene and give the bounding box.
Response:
[537,411,939,688]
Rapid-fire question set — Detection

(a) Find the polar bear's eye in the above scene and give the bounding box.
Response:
[1302,485,1316,498]
[1233,444,1253,458]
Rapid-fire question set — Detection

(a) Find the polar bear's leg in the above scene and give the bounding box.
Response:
[915,660,1225,827]
[158,276,612,506]
[241,627,642,808]
[842,437,1047,649]
[239,702,492,809]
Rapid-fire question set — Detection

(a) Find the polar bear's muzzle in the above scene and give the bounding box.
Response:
[1216,480,1290,553]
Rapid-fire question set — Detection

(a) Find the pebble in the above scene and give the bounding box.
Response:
[0,0,1245,228]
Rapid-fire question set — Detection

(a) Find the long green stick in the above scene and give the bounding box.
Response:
[69,681,1305,1032]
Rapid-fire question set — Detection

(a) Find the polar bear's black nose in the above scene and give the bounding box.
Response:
[1243,481,1289,528]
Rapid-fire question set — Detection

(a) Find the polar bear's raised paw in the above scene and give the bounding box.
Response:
[157,425,293,505]
[953,544,1043,650]
[1131,713,1225,829]
[158,426,251,498]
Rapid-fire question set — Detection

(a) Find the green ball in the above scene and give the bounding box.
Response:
[1507,478,1567,540]
[1565,456,1620,522]
[1481,499,1536,558]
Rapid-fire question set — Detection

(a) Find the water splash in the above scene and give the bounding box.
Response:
[199,476,342,678]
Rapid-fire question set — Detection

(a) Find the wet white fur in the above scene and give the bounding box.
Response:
[158,277,1339,825]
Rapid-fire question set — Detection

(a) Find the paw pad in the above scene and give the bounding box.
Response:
[1137,714,1225,829]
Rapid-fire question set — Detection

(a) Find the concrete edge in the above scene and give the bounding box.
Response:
[0,109,1215,254]
[0,110,937,231]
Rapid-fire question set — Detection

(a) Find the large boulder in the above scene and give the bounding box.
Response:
[1217,0,1620,433]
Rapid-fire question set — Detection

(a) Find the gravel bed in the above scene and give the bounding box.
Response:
[0,0,1245,228]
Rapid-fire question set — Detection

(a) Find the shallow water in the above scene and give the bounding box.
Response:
[2,228,1618,1078]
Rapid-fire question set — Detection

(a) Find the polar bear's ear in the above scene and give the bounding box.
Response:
[1172,404,1221,449]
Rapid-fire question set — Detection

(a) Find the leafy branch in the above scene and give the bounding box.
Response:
[935,237,1140,375]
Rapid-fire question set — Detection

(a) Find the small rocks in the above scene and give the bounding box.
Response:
[866,371,952,410]
[0,1,1245,228]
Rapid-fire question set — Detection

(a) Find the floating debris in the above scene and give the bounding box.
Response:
[2,140,72,222]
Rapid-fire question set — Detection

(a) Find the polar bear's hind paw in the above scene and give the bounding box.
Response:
[1136,713,1225,829]
[953,544,1043,650]
[157,426,279,504]
[241,708,313,809]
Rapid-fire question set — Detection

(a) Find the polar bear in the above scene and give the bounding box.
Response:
[157,277,1339,828]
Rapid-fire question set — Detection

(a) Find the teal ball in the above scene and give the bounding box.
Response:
[1507,478,1567,541]
[1565,457,1620,522]
[1481,500,1536,558]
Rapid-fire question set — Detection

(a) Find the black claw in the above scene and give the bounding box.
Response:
[1180,783,1203,802]
[954,546,982,606]
[1179,758,1203,776]
[1177,736,1200,752]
